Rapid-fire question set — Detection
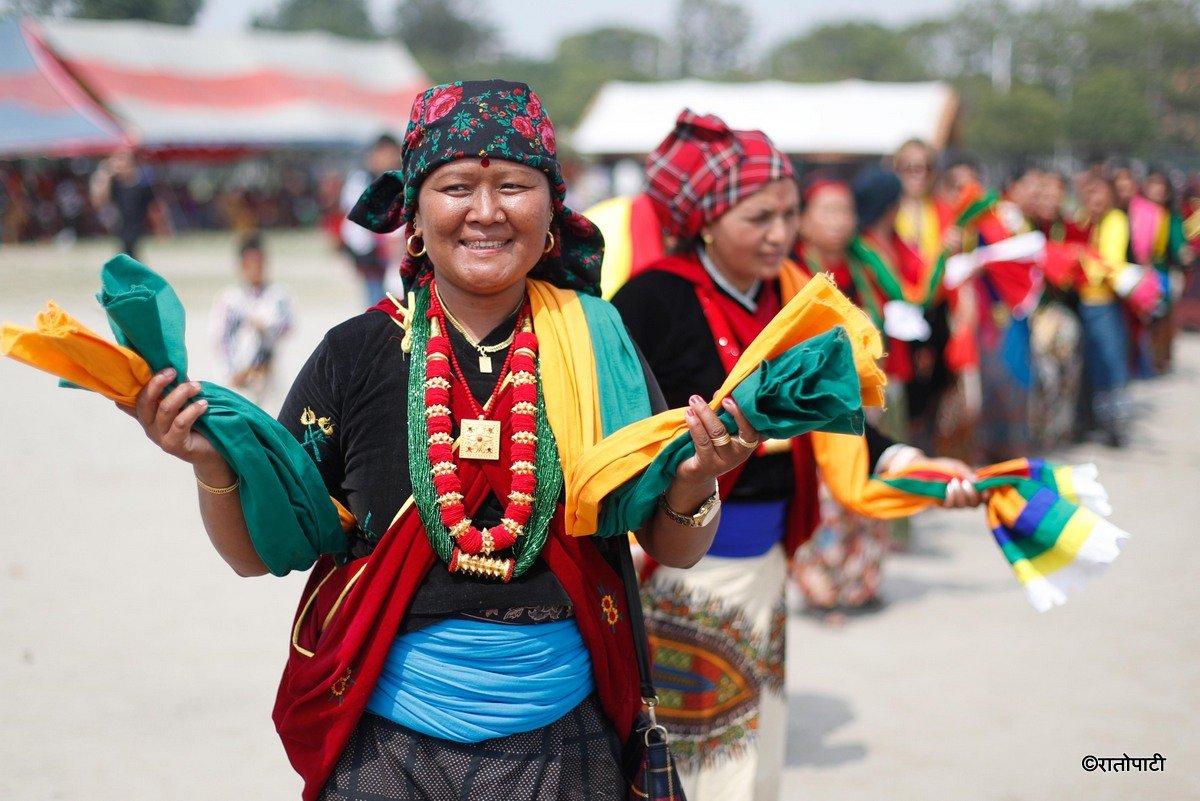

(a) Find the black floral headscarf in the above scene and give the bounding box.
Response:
[348,79,604,296]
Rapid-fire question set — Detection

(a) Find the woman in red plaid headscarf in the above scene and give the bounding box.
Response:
[611,111,979,801]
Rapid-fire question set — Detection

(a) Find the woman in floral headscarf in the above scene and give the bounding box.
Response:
[127,80,761,800]
[611,112,978,801]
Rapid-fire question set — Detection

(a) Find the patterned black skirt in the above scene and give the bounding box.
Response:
[319,695,625,801]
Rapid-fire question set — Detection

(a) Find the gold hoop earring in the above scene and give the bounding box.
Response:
[406,233,426,258]
[543,230,555,254]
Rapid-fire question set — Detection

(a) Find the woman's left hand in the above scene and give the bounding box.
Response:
[674,394,762,488]
[923,456,984,508]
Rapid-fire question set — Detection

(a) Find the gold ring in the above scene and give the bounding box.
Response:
[734,434,760,449]
[709,432,733,447]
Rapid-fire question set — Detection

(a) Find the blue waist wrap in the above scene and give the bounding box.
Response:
[365,617,595,743]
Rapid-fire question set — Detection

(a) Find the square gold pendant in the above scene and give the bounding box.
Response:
[460,418,502,460]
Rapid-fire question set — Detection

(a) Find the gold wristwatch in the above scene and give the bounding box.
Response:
[659,488,721,527]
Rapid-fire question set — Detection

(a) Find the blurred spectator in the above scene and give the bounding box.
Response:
[89,147,158,258]
[1138,168,1194,373]
[1076,176,1133,446]
[1110,162,1139,213]
[1028,170,1085,451]
[210,233,295,406]
[890,138,965,456]
[340,133,403,306]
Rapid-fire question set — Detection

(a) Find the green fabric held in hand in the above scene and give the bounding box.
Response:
[577,292,652,436]
[95,254,345,575]
[576,292,654,539]
[601,325,867,535]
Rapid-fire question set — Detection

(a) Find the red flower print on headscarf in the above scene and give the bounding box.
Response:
[348,79,606,297]
[425,85,462,124]
[538,120,555,153]
[404,124,423,150]
[512,115,535,139]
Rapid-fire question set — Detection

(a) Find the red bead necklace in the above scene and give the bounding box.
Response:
[424,285,540,579]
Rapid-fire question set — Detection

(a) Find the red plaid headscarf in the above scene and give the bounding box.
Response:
[644,109,794,241]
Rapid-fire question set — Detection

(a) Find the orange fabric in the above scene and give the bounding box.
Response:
[332,498,358,533]
[780,266,912,521]
[3,300,360,528]
[811,431,932,518]
[2,302,152,405]
[566,273,886,536]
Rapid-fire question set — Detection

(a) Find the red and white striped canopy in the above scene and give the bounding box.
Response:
[34,18,427,148]
[0,18,128,157]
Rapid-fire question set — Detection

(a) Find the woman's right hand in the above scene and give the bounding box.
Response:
[120,368,222,471]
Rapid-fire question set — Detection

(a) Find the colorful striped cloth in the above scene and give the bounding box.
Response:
[876,458,1127,612]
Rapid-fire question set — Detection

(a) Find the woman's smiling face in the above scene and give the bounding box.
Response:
[414,159,553,298]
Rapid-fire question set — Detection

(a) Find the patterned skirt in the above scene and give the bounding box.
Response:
[643,544,789,801]
[792,479,892,610]
[1029,302,1082,450]
[318,695,625,801]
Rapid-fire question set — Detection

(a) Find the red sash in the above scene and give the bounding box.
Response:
[274,355,641,799]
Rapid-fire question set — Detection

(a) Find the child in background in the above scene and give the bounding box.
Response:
[210,234,294,405]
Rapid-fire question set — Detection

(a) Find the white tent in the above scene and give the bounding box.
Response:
[572,79,960,158]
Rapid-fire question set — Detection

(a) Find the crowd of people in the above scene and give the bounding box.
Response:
[596,145,1200,461]
[11,75,1200,801]
[854,149,1198,456]
[0,153,345,247]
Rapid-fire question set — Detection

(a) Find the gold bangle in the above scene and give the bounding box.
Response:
[197,476,240,495]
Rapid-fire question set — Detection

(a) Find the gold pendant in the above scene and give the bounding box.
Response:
[478,353,493,373]
[460,418,501,460]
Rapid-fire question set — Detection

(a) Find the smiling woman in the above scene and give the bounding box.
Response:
[118,79,763,801]
[610,110,980,801]
[412,159,555,331]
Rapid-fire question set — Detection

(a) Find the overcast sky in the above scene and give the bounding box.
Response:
[194,0,1086,58]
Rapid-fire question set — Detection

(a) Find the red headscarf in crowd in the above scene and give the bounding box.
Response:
[801,177,852,208]
[644,109,794,241]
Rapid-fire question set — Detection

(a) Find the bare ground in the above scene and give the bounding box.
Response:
[1,232,1195,800]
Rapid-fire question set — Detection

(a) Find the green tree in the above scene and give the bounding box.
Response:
[543,27,666,127]
[557,26,664,78]
[1008,0,1089,94]
[68,0,202,24]
[907,0,1018,81]
[1067,67,1155,153]
[674,0,751,78]
[253,0,377,40]
[961,80,1064,157]
[394,0,497,80]
[444,27,664,132]
[4,0,72,16]
[1078,0,1200,149]
[767,22,926,81]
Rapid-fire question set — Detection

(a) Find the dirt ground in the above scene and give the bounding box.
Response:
[1,231,1196,800]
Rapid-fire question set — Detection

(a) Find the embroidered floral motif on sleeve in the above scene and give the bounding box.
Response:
[300,406,334,461]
